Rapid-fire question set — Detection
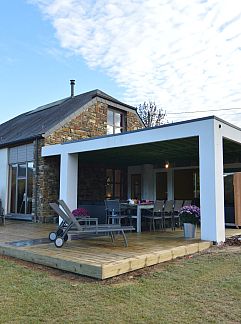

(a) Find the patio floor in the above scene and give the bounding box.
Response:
[0,221,240,279]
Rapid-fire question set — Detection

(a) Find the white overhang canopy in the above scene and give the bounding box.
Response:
[42,116,241,243]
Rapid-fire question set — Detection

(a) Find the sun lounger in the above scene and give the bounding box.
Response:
[49,202,135,248]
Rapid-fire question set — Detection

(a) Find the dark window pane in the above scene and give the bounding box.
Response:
[10,165,17,213]
[17,179,26,213]
[106,169,113,198]
[18,164,26,177]
[27,162,33,214]
[115,184,121,198]
[174,169,198,200]
[131,174,141,200]
[115,170,121,183]
[156,172,167,200]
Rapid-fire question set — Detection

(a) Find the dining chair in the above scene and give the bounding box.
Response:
[104,199,128,225]
[183,200,192,207]
[143,200,165,231]
[162,200,174,229]
[173,200,183,229]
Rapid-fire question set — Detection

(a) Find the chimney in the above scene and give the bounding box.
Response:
[70,80,75,97]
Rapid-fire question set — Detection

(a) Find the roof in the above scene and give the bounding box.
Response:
[0,89,137,148]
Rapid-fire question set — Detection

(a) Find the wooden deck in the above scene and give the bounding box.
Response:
[0,221,240,279]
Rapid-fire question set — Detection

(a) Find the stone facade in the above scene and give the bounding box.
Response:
[45,102,144,145]
[36,100,143,221]
[32,139,60,222]
[78,165,106,201]
[127,111,144,131]
[45,102,107,145]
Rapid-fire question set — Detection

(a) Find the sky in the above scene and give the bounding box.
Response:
[1,0,241,126]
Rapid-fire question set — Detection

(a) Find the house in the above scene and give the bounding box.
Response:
[0,82,144,222]
[1,81,241,244]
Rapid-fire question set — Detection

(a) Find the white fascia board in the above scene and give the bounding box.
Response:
[42,118,214,157]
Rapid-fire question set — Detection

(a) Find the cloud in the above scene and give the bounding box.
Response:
[30,0,241,124]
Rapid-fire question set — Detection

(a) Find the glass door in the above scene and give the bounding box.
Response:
[26,162,33,214]
[17,163,27,214]
[9,162,33,215]
[10,164,17,213]
[17,178,26,213]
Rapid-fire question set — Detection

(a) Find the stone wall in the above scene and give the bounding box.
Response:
[127,111,144,131]
[45,102,107,145]
[45,102,144,145]
[33,139,60,222]
[78,165,106,201]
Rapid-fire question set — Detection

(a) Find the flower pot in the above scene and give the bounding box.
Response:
[183,223,196,239]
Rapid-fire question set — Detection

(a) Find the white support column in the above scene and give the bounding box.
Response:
[167,169,174,200]
[59,153,78,211]
[199,122,225,243]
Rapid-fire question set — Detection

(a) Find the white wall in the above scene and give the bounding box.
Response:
[0,148,9,214]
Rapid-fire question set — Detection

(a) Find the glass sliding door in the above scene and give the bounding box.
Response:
[17,178,26,213]
[9,162,33,215]
[10,164,17,213]
[27,162,33,214]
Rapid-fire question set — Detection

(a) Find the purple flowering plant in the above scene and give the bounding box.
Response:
[179,205,200,225]
[72,208,89,217]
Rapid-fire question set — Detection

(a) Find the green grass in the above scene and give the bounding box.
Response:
[0,247,241,323]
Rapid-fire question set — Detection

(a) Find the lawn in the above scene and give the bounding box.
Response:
[0,246,241,324]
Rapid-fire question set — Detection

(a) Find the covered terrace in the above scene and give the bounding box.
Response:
[42,116,241,243]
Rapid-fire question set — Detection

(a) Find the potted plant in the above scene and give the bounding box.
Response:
[179,205,200,238]
[72,208,89,218]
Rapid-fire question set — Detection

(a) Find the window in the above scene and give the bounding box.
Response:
[107,109,125,134]
[106,169,126,199]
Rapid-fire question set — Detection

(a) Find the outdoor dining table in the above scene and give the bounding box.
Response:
[121,203,154,233]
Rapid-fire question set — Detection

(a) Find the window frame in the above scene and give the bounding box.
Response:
[107,108,126,135]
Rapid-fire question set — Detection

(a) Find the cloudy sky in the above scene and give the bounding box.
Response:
[1,0,241,125]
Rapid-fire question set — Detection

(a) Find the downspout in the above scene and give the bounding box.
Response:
[34,138,39,222]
